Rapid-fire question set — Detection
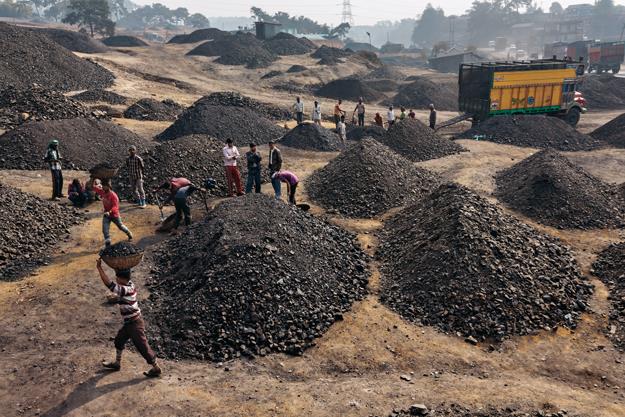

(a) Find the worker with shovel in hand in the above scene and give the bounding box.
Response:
[155,177,211,234]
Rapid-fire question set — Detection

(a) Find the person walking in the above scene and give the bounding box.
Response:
[353,98,366,127]
[334,99,346,129]
[126,145,146,208]
[386,106,395,128]
[312,101,322,125]
[245,143,262,194]
[374,112,384,127]
[293,97,304,125]
[94,180,133,246]
[96,259,162,378]
[337,115,347,143]
[429,103,437,129]
[223,139,243,197]
[268,140,283,200]
[272,170,299,205]
[44,139,63,200]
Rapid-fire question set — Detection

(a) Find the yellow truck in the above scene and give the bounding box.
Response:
[456,59,586,127]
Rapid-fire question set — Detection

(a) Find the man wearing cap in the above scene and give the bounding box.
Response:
[223,139,243,197]
[268,140,283,199]
[126,145,146,208]
[245,143,262,194]
[44,139,63,200]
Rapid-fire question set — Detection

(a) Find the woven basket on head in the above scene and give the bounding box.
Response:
[101,252,143,271]
[89,167,118,180]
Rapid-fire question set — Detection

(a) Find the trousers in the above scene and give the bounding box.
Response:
[174,197,191,228]
[129,177,145,201]
[102,215,132,244]
[245,169,261,194]
[224,166,242,196]
[114,317,156,365]
[51,169,63,198]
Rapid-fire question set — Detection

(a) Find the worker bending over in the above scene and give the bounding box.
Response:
[272,170,299,205]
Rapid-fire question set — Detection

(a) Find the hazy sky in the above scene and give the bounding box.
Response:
[134,1,625,26]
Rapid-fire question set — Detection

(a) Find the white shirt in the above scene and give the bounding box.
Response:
[223,145,240,166]
[312,104,321,120]
[294,101,304,113]
[387,110,395,122]
[338,121,346,137]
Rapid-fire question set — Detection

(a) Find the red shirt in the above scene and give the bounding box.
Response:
[95,188,120,218]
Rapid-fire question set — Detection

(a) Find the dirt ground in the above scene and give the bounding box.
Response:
[1,43,625,417]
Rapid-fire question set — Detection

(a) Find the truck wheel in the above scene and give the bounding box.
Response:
[564,108,581,127]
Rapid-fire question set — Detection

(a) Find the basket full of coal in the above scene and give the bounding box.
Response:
[99,242,144,271]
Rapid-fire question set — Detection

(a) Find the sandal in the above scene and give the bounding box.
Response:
[143,366,162,378]
[102,360,120,371]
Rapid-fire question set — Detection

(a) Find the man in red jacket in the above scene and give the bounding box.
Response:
[94,180,133,246]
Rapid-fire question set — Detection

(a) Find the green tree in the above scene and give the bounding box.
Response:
[326,22,350,39]
[0,0,32,17]
[412,4,447,47]
[62,0,115,37]
[549,1,563,15]
[466,1,509,45]
[187,13,209,28]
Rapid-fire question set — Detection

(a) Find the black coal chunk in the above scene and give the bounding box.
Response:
[100,241,143,258]
[590,112,625,148]
[592,242,625,351]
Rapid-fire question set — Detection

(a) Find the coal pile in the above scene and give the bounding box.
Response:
[190,92,290,120]
[261,70,282,79]
[0,23,114,91]
[495,149,624,229]
[457,115,603,151]
[590,112,625,148]
[102,35,148,47]
[389,404,577,417]
[32,28,108,53]
[286,65,308,73]
[0,86,91,130]
[378,183,592,342]
[71,89,127,105]
[307,139,439,217]
[279,123,342,151]
[143,194,369,360]
[157,98,285,144]
[384,77,458,111]
[167,28,230,44]
[0,182,83,281]
[187,33,277,69]
[311,45,352,61]
[100,241,143,258]
[346,124,386,141]
[0,118,149,170]
[123,98,185,121]
[578,74,625,110]
[316,78,383,102]
[379,119,465,162]
[364,65,405,80]
[591,242,625,351]
[263,33,315,56]
[365,79,399,92]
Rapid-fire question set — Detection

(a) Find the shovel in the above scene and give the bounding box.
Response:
[152,191,165,222]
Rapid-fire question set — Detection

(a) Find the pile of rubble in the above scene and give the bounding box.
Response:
[192,92,290,120]
[167,28,230,44]
[590,112,625,148]
[346,124,386,141]
[32,28,108,53]
[307,139,439,217]
[385,76,458,111]
[123,98,185,121]
[316,78,384,102]
[187,32,278,68]
[263,33,315,56]
[71,89,128,105]
[143,194,369,361]
[364,65,405,80]
[378,183,592,342]
[286,65,308,73]
[311,45,352,65]
[279,123,342,151]
[495,149,624,229]
[102,35,148,47]
[0,183,83,281]
[578,74,625,110]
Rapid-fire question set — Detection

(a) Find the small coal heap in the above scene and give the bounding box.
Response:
[261,70,282,79]
[0,183,83,281]
[384,76,457,111]
[102,36,148,47]
[187,32,277,68]
[123,98,185,121]
[192,92,290,120]
[32,28,108,53]
[346,124,386,141]
[167,28,230,44]
[380,119,465,162]
[364,65,405,80]
[286,64,308,73]
[100,241,143,258]
[457,115,603,151]
[71,89,128,105]
[378,183,592,342]
[0,118,149,170]
[590,112,625,148]
[496,149,624,229]
[578,74,625,110]
[307,138,439,217]
[390,404,577,417]
[0,86,91,130]
[143,194,369,361]
[279,123,342,151]
[592,242,625,351]
[263,33,315,56]
[316,78,383,102]
[311,45,352,61]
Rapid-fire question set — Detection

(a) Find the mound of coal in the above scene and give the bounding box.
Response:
[379,119,465,162]
[0,86,91,130]
[71,89,127,105]
[457,115,603,151]
[590,112,625,148]
[190,92,290,120]
[167,28,230,44]
[316,78,383,102]
[115,135,265,201]
[157,100,284,144]
[286,64,308,73]
[307,139,439,217]
[591,242,625,351]
[495,149,624,229]
[365,79,398,92]
[143,194,369,360]
[578,74,625,110]
[102,35,148,47]
[0,183,83,281]
[261,70,282,79]
[364,65,405,80]
[317,56,342,65]
[385,77,457,111]
[390,404,576,417]
[273,32,316,48]
[187,33,277,68]
[279,123,341,151]
[311,45,352,60]
[32,28,108,53]
[346,124,386,141]
[0,23,114,91]
[263,33,314,56]
[123,98,185,121]
[378,183,592,342]
[100,241,143,258]
[0,118,149,170]
[353,50,382,67]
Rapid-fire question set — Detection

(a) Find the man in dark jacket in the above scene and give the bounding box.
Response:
[268,140,283,199]
[44,139,63,200]
[429,104,437,129]
[245,143,262,194]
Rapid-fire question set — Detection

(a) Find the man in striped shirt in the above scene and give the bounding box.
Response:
[96,259,162,378]
[126,145,146,208]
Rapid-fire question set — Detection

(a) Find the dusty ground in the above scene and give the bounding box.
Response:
[1,42,625,417]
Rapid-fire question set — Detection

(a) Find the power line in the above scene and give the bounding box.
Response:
[341,0,354,26]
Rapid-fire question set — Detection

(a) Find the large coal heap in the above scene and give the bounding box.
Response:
[379,119,465,162]
[0,183,83,281]
[578,74,625,110]
[457,115,603,151]
[0,86,92,130]
[123,98,185,121]
[156,99,284,144]
[591,242,625,351]
[0,23,114,91]
[364,65,405,80]
[102,35,148,47]
[143,194,369,361]
[495,149,624,230]
[71,89,128,105]
[193,92,291,120]
[384,76,458,111]
[0,118,150,170]
[307,138,439,217]
[346,124,386,141]
[311,45,352,60]
[378,183,592,342]
[316,78,383,102]
[32,28,108,53]
[167,28,230,44]
[263,33,315,56]
[279,123,342,151]
[590,112,625,148]
[186,32,278,68]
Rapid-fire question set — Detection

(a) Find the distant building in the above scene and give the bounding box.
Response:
[428,51,483,73]
[254,21,281,40]
[380,42,404,54]
[564,4,595,18]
